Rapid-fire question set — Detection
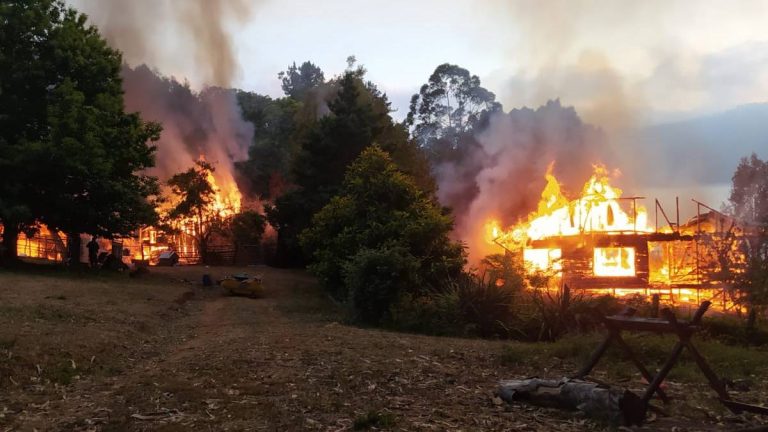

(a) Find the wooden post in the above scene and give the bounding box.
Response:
[651,294,660,318]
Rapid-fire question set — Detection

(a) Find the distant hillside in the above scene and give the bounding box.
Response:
[624,103,768,188]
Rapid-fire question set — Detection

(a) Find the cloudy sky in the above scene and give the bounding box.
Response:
[64,0,768,216]
[71,0,768,125]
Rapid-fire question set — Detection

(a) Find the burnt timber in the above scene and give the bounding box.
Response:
[530,231,693,290]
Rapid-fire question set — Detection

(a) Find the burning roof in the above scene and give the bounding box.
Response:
[486,163,649,249]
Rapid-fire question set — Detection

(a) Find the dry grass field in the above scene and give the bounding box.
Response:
[0,265,766,431]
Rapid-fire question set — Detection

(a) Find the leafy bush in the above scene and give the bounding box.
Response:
[343,246,419,325]
[388,290,464,336]
[703,315,768,346]
[454,273,518,338]
[301,146,465,322]
[387,267,522,338]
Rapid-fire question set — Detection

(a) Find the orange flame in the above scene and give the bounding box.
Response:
[485,163,650,275]
[206,170,241,218]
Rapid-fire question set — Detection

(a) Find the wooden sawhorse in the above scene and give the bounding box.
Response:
[575,301,768,424]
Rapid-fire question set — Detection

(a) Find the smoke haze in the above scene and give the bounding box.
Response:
[70,0,256,88]
[438,101,611,262]
[121,66,253,197]
[439,0,768,260]
[69,0,258,199]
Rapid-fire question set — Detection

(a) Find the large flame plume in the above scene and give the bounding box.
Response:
[485,163,650,274]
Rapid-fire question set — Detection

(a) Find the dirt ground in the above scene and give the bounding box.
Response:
[0,265,765,431]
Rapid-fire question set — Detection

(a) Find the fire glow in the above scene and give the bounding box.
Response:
[206,170,242,218]
[130,157,243,263]
[487,163,648,276]
[481,163,745,313]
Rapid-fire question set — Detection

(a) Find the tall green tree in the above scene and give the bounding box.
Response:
[405,63,500,152]
[268,68,434,265]
[728,153,768,329]
[735,232,768,329]
[729,153,768,224]
[235,92,300,200]
[278,61,325,101]
[301,146,465,323]
[0,0,161,264]
[404,64,500,220]
[229,209,267,263]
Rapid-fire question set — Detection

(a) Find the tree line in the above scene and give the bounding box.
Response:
[1,0,767,333]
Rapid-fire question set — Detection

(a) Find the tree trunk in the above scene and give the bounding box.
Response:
[498,378,645,426]
[746,307,758,333]
[1,224,19,265]
[67,232,82,267]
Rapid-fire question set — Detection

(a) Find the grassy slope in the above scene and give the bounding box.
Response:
[0,266,766,431]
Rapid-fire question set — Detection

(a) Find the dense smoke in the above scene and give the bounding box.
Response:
[442,1,680,262]
[68,0,256,198]
[441,100,610,262]
[70,0,255,87]
[121,65,253,197]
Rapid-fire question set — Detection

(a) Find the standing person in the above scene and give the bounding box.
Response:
[87,236,100,268]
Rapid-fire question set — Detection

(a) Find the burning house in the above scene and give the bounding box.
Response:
[486,165,748,310]
[2,160,246,267]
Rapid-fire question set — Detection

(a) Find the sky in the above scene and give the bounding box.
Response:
[67,0,768,215]
[70,0,768,124]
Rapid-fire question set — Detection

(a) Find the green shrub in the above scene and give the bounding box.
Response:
[388,290,464,336]
[703,315,768,345]
[454,273,518,338]
[301,146,465,310]
[343,246,419,325]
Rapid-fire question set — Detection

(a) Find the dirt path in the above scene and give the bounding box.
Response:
[3,267,759,431]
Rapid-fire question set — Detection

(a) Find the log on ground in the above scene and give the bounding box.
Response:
[497,378,645,426]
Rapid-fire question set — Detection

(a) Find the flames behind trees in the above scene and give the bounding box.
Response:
[121,65,252,213]
[72,0,257,242]
[442,101,613,263]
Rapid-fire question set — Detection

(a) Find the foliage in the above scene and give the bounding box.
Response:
[404,63,499,219]
[278,61,325,101]
[726,153,768,325]
[481,253,527,292]
[386,251,630,341]
[235,92,300,200]
[728,153,768,224]
[388,290,464,336]
[735,232,768,313]
[0,0,161,263]
[405,63,500,156]
[452,272,518,338]
[166,161,216,221]
[343,246,420,325]
[290,68,434,196]
[164,161,225,263]
[269,67,435,265]
[229,209,267,247]
[704,315,768,346]
[300,146,464,322]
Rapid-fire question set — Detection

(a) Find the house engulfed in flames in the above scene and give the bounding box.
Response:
[485,165,747,311]
[5,166,244,266]
[126,167,244,265]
